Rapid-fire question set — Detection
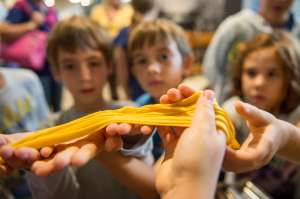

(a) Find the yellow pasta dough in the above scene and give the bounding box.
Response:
[0,92,240,164]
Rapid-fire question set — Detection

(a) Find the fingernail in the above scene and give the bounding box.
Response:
[204,90,214,104]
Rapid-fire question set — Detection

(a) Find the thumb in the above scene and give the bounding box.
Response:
[235,101,275,128]
[190,90,216,133]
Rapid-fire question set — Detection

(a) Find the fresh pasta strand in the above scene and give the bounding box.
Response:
[0,92,240,164]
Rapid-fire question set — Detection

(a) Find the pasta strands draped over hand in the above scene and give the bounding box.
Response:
[0,92,240,164]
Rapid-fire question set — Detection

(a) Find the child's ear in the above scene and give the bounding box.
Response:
[182,54,194,76]
[50,67,62,82]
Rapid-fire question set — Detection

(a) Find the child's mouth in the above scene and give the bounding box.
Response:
[251,95,266,104]
[81,88,95,94]
[148,80,163,87]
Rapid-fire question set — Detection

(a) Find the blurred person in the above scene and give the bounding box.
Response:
[0,67,49,198]
[222,31,300,198]
[90,0,134,38]
[203,0,300,103]
[114,0,161,100]
[3,0,61,112]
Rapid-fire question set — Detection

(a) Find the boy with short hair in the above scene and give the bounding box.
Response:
[18,16,154,199]
[129,19,193,160]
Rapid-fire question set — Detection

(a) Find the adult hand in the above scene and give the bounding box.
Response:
[156,90,226,199]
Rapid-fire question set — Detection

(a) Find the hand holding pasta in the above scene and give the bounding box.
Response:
[0,91,239,165]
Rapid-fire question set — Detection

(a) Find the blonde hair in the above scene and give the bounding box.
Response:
[231,31,300,113]
[47,16,112,69]
[128,19,192,61]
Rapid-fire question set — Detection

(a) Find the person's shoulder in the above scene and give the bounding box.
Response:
[2,68,38,83]
[220,9,256,27]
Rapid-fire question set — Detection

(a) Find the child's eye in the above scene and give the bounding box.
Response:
[135,58,148,66]
[267,71,279,79]
[245,68,257,78]
[63,64,75,70]
[158,53,169,62]
[89,61,103,68]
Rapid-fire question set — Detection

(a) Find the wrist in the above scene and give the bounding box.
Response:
[277,120,297,155]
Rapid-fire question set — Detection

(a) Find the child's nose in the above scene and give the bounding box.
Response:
[147,62,161,74]
[80,65,92,81]
[254,75,267,87]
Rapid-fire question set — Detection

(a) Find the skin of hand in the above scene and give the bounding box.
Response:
[163,85,294,173]
[0,131,105,176]
[0,124,147,177]
[0,132,33,177]
[155,89,226,199]
[223,101,291,172]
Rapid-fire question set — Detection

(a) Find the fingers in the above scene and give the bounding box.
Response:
[223,134,274,173]
[71,132,104,166]
[53,146,80,170]
[32,146,79,176]
[71,143,98,167]
[105,136,123,152]
[160,84,195,104]
[235,101,275,128]
[106,123,132,136]
[40,147,54,158]
[32,159,56,176]
[0,146,28,169]
[178,84,195,98]
[140,125,153,135]
[190,90,215,133]
[157,126,177,159]
[0,145,14,160]
[14,147,40,164]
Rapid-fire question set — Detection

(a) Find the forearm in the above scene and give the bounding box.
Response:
[277,121,300,164]
[97,151,158,199]
[0,21,36,41]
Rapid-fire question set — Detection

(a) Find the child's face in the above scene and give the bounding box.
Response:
[53,48,111,107]
[241,47,286,113]
[260,0,293,21]
[131,39,190,101]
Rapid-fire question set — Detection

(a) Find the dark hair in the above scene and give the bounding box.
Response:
[47,16,112,69]
[131,0,155,14]
[230,31,300,113]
